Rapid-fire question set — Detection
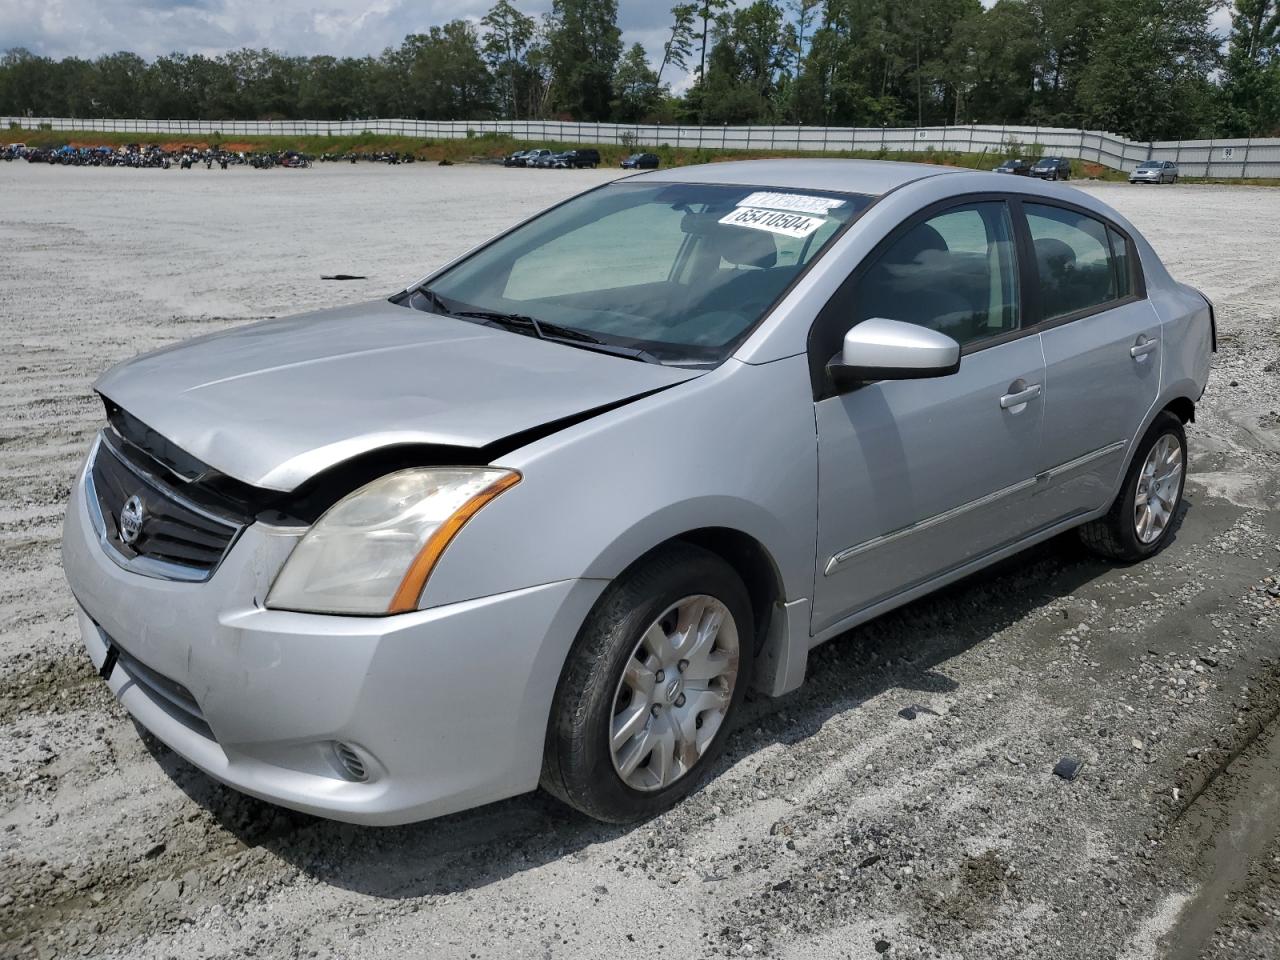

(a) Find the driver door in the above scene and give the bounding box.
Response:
[811,200,1047,633]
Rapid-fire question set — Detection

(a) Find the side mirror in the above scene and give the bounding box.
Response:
[828,317,961,392]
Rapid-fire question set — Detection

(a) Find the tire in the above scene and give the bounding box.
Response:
[541,543,754,823]
[1078,411,1187,562]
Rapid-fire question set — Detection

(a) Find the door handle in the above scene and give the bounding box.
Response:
[1130,337,1159,359]
[999,383,1042,409]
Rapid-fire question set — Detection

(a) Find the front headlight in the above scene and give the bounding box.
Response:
[266,467,519,615]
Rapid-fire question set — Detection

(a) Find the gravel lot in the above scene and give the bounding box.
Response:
[1,163,1278,960]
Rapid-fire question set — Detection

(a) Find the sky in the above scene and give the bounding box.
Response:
[0,0,691,83]
[1,0,1236,85]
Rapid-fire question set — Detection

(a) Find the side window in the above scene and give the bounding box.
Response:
[1025,203,1122,320]
[853,202,1020,347]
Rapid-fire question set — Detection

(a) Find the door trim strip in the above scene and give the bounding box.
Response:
[1035,439,1127,483]
[824,475,1039,576]
[823,440,1128,577]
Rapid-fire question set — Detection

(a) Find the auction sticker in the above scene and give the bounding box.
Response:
[739,191,845,215]
[719,205,825,238]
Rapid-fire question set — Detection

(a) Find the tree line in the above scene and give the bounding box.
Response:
[2,0,1277,141]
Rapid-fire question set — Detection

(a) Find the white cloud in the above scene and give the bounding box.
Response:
[0,0,690,68]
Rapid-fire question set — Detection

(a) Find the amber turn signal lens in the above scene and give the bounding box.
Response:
[386,471,521,613]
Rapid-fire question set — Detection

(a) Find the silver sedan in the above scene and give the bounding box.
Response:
[63,159,1214,824]
[1130,161,1179,183]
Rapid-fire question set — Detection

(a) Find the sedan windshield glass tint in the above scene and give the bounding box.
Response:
[417,182,872,366]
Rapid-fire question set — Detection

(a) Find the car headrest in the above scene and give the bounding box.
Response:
[683,211,778,268]
[1034,237,1076,274]
[887,223,949,266]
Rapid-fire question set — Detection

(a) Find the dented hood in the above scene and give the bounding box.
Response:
[95,299,699,491]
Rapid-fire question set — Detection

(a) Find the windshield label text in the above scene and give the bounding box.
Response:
[739,191,845,215]
[719,206,825,239]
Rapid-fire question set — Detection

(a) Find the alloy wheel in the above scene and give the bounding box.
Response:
[609,595,740,792]
[1134,433,1183,544]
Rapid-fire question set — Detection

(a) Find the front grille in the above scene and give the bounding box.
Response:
[88,431,244,581]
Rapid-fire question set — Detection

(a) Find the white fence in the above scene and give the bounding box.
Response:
[5,116,1279,179]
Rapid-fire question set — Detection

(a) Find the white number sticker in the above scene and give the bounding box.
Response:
[718,206,826,239]
[739,191,845,215]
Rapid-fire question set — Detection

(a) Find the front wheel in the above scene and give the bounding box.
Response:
[1079,411,1186,562]
[541,543,753,823]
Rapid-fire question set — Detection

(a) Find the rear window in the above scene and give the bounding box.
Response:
[1025,204,1127,320]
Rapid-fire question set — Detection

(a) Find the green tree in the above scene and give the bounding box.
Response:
[700,1,787,122]
[1075,0,1221,139]
[613,42,662,120]
[545,0,623,119]
[403,22,495,120]
[91,52,149,117]
[1221,0,1280,133]
[482,0,538,119]
[657,3,699,86]
[695,0,734,85]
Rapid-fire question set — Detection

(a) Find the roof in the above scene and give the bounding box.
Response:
[631,158,966,197]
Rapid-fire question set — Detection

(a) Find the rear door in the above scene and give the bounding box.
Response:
[1021,200,1160,523]
[810,198,1046,633]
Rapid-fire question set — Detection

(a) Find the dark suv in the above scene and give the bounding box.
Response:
[561,148,600,169]
[1030,157,1072,181]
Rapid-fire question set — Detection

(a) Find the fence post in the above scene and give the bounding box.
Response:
[1206,136,1215,178]
[1241,137,1251,179]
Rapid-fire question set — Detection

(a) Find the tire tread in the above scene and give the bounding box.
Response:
[541,542,752,822]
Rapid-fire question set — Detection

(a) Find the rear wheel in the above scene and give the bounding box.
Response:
[542,543,753,823]
[1079,412,1186,562]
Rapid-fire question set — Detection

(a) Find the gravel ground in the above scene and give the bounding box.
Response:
[0,163,1278,960]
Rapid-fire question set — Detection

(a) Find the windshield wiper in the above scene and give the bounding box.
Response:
[453,308,554,340]
[451,309,661,364]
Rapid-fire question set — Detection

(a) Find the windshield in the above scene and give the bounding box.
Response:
[409,181,871,366]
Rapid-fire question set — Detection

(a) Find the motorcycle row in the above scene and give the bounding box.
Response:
[1,142,314,170]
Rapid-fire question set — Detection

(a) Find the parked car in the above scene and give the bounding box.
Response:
[503,150,532,167]
[993,158,1032,175]
[65,159,1213,827]
[540,150,573,169]
[522,148,553,167]
[556,148,600,169]
[1030,157,1072,180]
[622,152,660,169]
[1130,161,1178,184]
